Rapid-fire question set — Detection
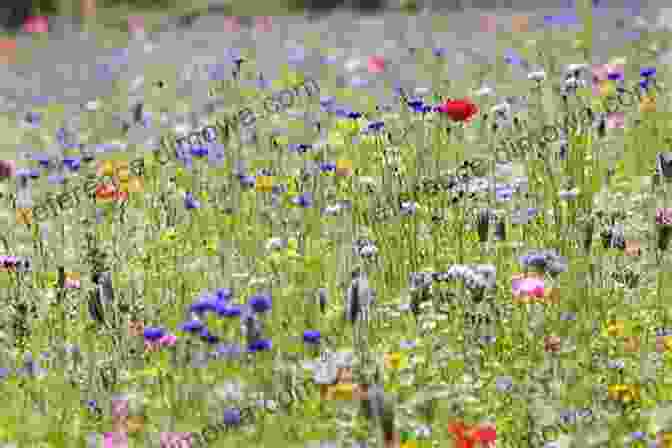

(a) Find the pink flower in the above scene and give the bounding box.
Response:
[23,16,49,33]
[160,432,192,448]
[367,56,386,74]
[255,16,272,32]
[656,208,672,227]
[64,278,81,289]
[511,276,545,297]
[0,160,16,180]
[607,112,625,129]
[104,431,128,448]
[224,16,240,32]
[145,333,177,352]
[111,397,129,421]
[128,16,145,38]
[480,15,497,33]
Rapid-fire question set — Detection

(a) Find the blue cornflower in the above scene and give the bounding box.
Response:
[640,67,656,78]
[189,296,218,314]
[407,99,425,113]
[216,288,233,302]
[293,192,313,208]
[350,77,370,88]
[223,407,242,426]
[496,376,513,392]
[607,72,623,81]
[368,121,384,132]
[143,327,165,342]
[190,146,208,157]
[640,79,650,91]
[63,157,81,171]
[240,175,256,189]
[200,328,220,345]
[559,410,577,425]
[48,174,65,185]
[25,111,42,126]
[288,143,312,154]
[630,431,645,440]
[348,111,362,120]
[33,153,51,167]
[303,330,321,345]
[560,311,577,321]
[208,63,227,81]
[504,49,523,66]
[320,162,336,173]
[218,305,242,318]
[213,343,242,360]
[248,294,272,313]
[495,185,514,202]
[432,48,446,57]
[287,47,306,65]
[0,367,10,380]
[184,192,201,210]
[179,320,204,334]
[248,339,272,352]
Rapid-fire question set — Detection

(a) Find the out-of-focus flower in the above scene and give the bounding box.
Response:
[224,16,240,32]
[255,16,272,32]
[23,16,49,33]
[367,56,386,73]
[248,293,272,313]
[145,334,177,353]
[248,338,272,352]
[607,112,625,129]
[623,336,640,353]
[384,352,405,370]
[544,335,562,353]
[160,432,192,448]
[607,384,640,403]
[496,376,513,392]
[184,192,201,210]
[447,421,496,448]
[303,330,321,345]
[0,160,16,180]
[143,327,166,342]
[640,95,657,113]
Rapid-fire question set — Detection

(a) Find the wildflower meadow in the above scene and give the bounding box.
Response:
[2,3,672,448]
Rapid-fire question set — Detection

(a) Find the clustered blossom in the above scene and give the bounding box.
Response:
[409,264,497,290]
[518,249,568,276]
[656,208,672,227]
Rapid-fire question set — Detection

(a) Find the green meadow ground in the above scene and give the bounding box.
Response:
[2,6,672,448]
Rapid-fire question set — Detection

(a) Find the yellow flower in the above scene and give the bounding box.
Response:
[606,320,625,337]
[385,352,405,370]
[599,81,617,97]
[640,96,657,113]
[608,384,640,403]
[255,176,274,193]
[400,440,418,448]
[336,159,353,177]
[333,383,355,400]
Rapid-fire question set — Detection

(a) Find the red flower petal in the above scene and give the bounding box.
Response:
[473,425,497,443]
[23,16,49,33]
[437,98,479,122]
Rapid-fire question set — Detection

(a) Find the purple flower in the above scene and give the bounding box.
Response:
[288,47,306,65]
[320,162,336,173]
[143,327,166,342]
[216,288,233,302]
[223,407,242,426]
[63,157,81,171]
[184,192,201,210]
[190,146,208,157]
[248,339,272,352]
[303,330,321,345]
[189,296,218,314]
[432,48,446,57]
[48,174,65,185]
[248,294,272,313]
[200,328,220,345]
[640,67,656,78]
[293,192,313,208]
[217,305,242,318]
[240,175,256,189]
[213,343,242,360]
[179,320,204,333]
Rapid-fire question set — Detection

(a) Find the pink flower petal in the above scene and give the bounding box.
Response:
[607,112,625,129]
[64,279,81,289]
[367,56,386,73]
[224,16,240,32]
[159,334,177,346]
[160,432,192,448]
[128,16,144,32]
[104,432,128,448]
[23,16,49,33]
[480,15,497,33]
[255,16,272,32]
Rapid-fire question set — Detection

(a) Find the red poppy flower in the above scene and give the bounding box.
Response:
[96,184,127,202]
[448,421,496,448]
[437,98,479,122]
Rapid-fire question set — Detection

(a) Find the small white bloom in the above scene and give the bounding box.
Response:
[345,57,363,73]
[528,70,547,81]
[566,63,588,73]
[474,85,494,96]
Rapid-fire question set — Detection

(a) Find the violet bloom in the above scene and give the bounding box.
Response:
[511,276,545,297]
